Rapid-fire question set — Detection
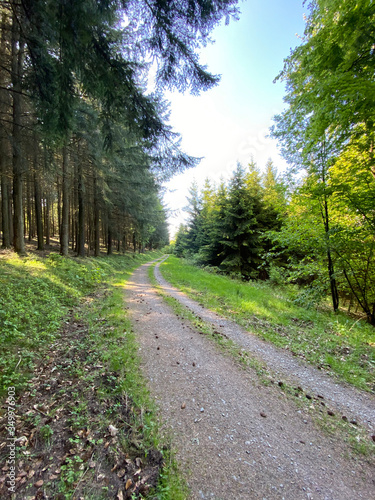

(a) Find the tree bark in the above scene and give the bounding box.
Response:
[45,194,50,246]
[77,161,85,256]
[60,144,70,255]
[107,223,112,255]
[0,12,11,248]
[26,173,32,241]
[1,174,11,248]
[93,174,100,256]
[11,10,25,254]
[34,171,44,250]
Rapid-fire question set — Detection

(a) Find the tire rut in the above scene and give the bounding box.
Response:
[125,259,374,500]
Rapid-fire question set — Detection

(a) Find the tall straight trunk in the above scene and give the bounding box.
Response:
[60,145,69,255]
[34,172,44,250]
[45,194,50,246]
[107,211,112,255]
[1,174,11,248]
[93,174,100,257]
[26,173,32,241]
[320,149,339,312]
[107,226,112,255]
[57,176,61,236]
[11,11,25,254]
[77,162,85,256]
[0,13,11,248]
[122,233,126,254]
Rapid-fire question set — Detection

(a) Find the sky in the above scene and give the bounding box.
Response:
[162,0,308,237]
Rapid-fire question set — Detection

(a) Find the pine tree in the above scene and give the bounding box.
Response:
[220,164,259,279]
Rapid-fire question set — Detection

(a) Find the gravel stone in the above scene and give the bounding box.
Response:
[125,258,375,500]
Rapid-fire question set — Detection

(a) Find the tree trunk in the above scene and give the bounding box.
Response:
[1,174,11,248]
[320,143,339,312]
[45,194,50,246]
[322,183,339,312]
[107,223,112,255]
[0,12,11,248]
[34,172,44,250]
[77,162,85,256]
[60,145,69,255]
[93,175,100,257]
[11,11,25,254]
[27,174,32,241]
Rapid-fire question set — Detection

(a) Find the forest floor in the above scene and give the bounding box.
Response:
[126,257,375,500]
[0,250,184,500]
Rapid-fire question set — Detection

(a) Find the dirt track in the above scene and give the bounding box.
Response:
[125,258,375,500]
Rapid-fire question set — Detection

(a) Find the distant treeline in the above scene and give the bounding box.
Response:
[174,0,375,325]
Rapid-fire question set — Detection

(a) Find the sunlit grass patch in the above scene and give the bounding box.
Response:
[159,256,375,392]
[0,251,161,396]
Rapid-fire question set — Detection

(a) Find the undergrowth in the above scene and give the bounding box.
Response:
[0,252,155,395]
[0,250,187,499]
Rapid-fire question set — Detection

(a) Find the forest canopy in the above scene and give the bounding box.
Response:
[0,0,239,256]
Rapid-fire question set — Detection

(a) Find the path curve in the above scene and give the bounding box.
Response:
[125,259,374,500]
[154,257,375,432]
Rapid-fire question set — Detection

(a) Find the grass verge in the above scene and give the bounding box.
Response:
[159,256,375,393]
[150,260,375,459]
[0,250,187,499]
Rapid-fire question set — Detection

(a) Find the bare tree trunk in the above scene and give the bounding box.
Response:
[60,144,69,255]
[1,175,11,248]
[27,173,32,241]
[45,194,50,246]
[77,162,85,256]
[11,10,25,254]
[107,211,112,255]
[0,12,11,248]
[93,174,100,257]
[34,171,44,250]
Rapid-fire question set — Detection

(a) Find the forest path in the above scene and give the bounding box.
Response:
[125,258,374,500]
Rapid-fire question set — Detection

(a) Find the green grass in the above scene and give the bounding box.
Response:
[79,265,188,500]
[151,260,375,459]
[0,250,188,500]
[159,256,375,393]
[0,251,161,395]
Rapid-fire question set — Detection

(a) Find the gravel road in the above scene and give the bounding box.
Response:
[125,258,375,500]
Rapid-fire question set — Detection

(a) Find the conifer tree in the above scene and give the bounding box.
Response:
[220,164,259,279]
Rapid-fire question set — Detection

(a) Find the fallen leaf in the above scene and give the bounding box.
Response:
[125,478,133,490]
[108,425,118,436]
[117,490,124,500]
[34,480,44,488]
